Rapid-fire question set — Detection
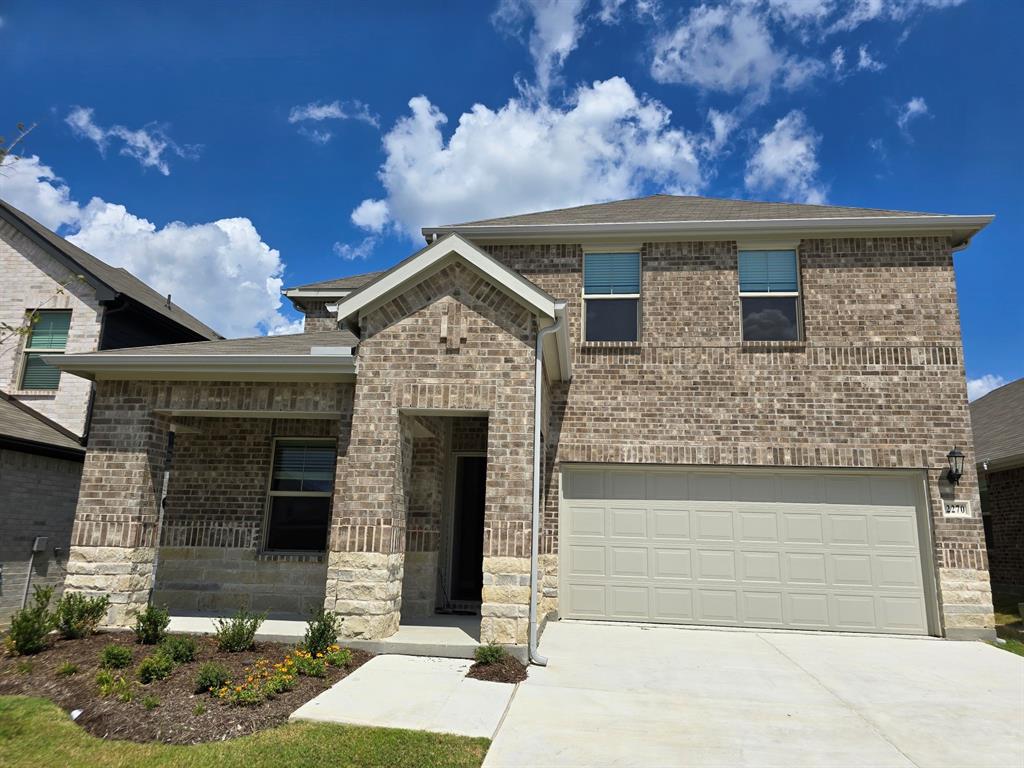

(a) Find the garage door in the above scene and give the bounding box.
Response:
[560,467,934,635]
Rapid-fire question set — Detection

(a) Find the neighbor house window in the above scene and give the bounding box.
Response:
[20,310,71,390]
[265,440,336,552]
[583,252,640,342]
[738,250,802,341]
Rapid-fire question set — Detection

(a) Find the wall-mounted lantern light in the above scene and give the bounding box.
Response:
[946,447,965,486]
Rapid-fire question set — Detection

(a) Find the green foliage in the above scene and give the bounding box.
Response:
[326,647,353,668]
[213,609,266,652]
[292,649,328,678]
[159,635,197,663]
[473,643,507,665]
[96,669,133,701]
[53,592,110,640]
[133,604,170,645]
[194,661,231,694]
[56,662,78,677]
[142,695,160,710]
[99,643,133,669]
[15,661,32,675]
[302,608,340,657]
[4,586,56,656]
[192,702,207,716]
[137,652,174,684]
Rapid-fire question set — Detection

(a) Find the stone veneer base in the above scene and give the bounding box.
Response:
[64,545,156,627]
[325,551,404,639]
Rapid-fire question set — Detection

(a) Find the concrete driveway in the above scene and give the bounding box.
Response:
[485,622,1024,768]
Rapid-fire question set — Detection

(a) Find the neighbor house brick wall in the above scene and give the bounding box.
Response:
[0,448,81,625]
[0,219,102,436]
[292,300,336,333]
[982,466,1024,588]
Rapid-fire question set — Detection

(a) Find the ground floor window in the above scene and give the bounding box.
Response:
[265,439,336,552]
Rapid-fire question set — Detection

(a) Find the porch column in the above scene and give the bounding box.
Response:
[64,381,169,626]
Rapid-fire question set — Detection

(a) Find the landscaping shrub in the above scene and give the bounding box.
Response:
[192,702,207,716]
[474,643,507,665]
[53,592,110,639]
[325,645,353,668]
[292,648,327,678]
[133,604,170,645]
[159,635,197,663]
[194,661,231,694]
[100,643,133,669]
[213,609,265,652]
[96,669,134,701]
[57,661,79,677]
[215,658,295,706]
[302,608,340,657]
[4,585,55,656]
[142,695,160,710]
[137,651,174,684]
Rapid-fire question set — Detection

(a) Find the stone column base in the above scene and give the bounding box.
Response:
[481,556,531,645]
[939,567,995,639]
[325,551,403,639]
[64,545,156,627]
[537,553,559,637]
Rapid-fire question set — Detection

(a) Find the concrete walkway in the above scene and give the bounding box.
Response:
[485,621,1024,768]
[290,654,515,738]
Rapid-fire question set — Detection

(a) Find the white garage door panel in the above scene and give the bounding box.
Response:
[561,468,932,635]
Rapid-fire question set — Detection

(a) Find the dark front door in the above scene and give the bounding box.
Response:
[450,455,486,603]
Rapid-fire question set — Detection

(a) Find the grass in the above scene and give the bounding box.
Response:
[990,590,1024,657]
[0,696,489,768]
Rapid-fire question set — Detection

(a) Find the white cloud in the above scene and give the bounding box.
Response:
[267,317,305,335]
[830,45,846,73]
[65,107,199,175]
[598,0,661,23]
[288,100,379,143]
[333,236,377,262]
[2,155,294,338]
[598,0,628,23]
[768,0,835,27]
[492,0,588,97]
[350,198,391,232]
[831,0,967,32]
[352,77,703,241]
[744,110,826,204]
[703,108,739,154]
[857,45,885,71]
[967,374,1006,401]
[650,4,824,106]
[896,96,929,137]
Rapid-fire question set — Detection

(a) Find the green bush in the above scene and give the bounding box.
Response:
[137,652,174,684]
[213,609,265,652]
[96,669,133,701]
[159,635,197,663]
[326,647,353,668]
[473,643,507,665]
[53,592,110,639]
[292,649,328,678]
[301,608,340,657]
[133,604,170,645]
[4,585,56,656]
[194,661,231,694]
[57,661,79,677]
[142,695,160,710]
[192,702,207,716]
[100,643,133,669]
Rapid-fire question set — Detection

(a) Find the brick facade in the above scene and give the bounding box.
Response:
[982,465,1024,588]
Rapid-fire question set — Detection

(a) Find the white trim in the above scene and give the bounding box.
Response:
[283,289,353,299]
[43,353,357,382]
[581,243,643,253]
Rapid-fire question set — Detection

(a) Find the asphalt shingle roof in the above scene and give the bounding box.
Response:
[970,378,1024,467]
[66,329,358,357]
[0,392,84,452]
[286,271,383,293]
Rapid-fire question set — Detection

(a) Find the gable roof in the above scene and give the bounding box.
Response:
[284,271,383,297]
[0,391,85,457]
[970,377,1024,470]
[422,194,993,246]
[0,199,221,340]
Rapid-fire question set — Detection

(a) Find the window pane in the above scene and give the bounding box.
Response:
[27,310,71,350]
[271,442,336,492]
[266,496,331,551]
[584,253,640,294]
[585,298,638,342]
[739,251,798,293]
[21,352,61,389]
[741,296,800,341]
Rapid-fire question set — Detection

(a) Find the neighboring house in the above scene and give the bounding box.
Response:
[970,377,1024,590]
[0,199,219,624]
[47,194,996,648]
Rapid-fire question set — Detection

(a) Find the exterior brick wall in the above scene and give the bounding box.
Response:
[982,465,1024,588]
[0,448,81,625]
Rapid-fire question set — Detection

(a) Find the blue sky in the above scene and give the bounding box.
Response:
[0,0,1020,396]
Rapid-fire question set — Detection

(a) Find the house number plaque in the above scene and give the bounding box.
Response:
[942,500,971,518]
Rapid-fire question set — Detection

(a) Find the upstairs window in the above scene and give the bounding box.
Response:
[265,440,336,552]
[583,252,640,342]
[738,250,802,341]
[20,310,71,390]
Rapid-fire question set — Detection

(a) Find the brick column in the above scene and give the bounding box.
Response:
[64,381,169,626]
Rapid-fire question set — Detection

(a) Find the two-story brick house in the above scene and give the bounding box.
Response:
[0,199,219,623]
[47,195,996,654]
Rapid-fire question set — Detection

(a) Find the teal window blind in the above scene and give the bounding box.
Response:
[270,441,336,493]
[738,251,799,293]
[21,310,71,390]
[584,253,640,294]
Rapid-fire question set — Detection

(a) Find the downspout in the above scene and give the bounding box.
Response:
[530,305,565,666]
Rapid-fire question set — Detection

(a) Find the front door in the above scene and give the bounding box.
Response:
[450,455,486,604]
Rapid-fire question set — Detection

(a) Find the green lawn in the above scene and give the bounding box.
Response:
[991,590,1024,657]
[0,696,489,768]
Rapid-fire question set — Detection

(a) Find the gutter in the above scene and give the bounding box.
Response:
[42,352,357,381]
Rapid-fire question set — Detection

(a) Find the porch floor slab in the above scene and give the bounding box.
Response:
[167,613,307,643]
[289,654,516,738]
[342,615,494,660]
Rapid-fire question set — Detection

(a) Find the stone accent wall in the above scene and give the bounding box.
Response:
[481,556,531,644]
[0,219,102,436]
[484,237,993,637]
[982,465,1024,588]
[0,448,82,625]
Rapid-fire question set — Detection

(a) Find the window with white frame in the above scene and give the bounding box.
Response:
[738,250,802,341]
[20,309,72,390]
[583,252,640,342]
[265,440,336,552]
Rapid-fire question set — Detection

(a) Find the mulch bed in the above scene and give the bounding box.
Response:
[466,656,528,684]
[0,632,371,744]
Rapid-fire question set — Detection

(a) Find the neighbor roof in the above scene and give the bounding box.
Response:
[0,391,85,456]
[53,329,358,357]
[285,271,383,294]
[971,378,1024,469]
[0,199,221,340]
